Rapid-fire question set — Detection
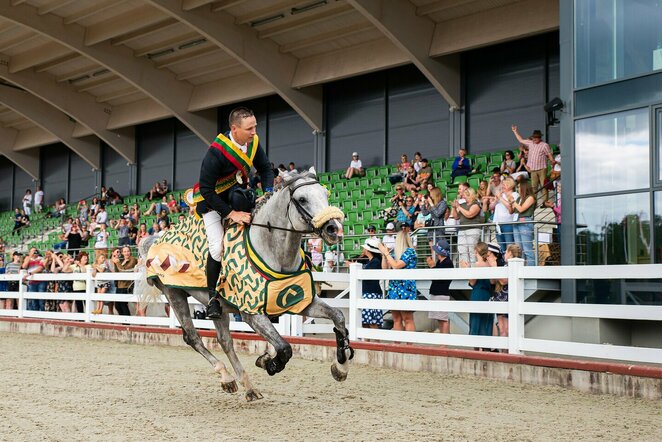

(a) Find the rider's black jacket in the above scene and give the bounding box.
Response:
[196,132,274,218]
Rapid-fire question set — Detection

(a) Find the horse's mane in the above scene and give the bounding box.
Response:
[252,171,317,218]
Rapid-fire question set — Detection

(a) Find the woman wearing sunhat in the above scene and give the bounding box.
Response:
[426,239,454,335]
[345,152,365,179]
[360,237,384,330]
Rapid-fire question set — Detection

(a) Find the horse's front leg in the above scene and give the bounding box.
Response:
[301,297,354,382]
[241,313,293,376]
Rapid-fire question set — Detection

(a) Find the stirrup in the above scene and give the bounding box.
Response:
[206,296,223,319]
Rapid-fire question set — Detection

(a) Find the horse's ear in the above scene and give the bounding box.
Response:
[308,166,317,176]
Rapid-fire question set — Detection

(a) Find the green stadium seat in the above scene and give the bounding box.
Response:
[448,175,468,188]
[440,170,452,183]
[468,176,481,190]
[474,155,488,172]
[490,153,504,164]
[347,211,359,223]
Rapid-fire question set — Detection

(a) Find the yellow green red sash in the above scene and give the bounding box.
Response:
[191,133,259,203]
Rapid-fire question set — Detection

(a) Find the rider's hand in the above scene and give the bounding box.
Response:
[229,210,252,225]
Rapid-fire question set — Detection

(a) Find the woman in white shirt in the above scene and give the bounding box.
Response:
[94,223,109,251]
[307,237,323,268]
[344,152,365,179]
[490,177,518,253]
[22,189,32,216]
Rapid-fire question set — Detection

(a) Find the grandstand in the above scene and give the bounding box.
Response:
[0,145,560,262]
[0,0,658,361]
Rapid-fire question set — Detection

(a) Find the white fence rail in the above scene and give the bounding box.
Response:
[2,261,662,364]
[348,260,662,364]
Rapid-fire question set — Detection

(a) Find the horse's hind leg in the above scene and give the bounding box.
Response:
[211,310,263,402]
[163,288,237,393]
[241,313,293,376]
[301,297,354,382]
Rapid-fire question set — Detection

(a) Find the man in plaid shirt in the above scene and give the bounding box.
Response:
[511,126,556,204]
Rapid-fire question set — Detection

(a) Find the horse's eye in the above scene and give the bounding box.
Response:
[298,197,306,204]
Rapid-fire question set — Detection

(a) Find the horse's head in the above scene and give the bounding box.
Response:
[279,168,344,245]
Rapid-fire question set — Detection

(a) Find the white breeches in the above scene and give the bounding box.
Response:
[203,211,225,262]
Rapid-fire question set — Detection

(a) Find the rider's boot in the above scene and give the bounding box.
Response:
[206,253,223,320]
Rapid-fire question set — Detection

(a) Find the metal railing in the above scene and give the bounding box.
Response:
[304,220,561,272]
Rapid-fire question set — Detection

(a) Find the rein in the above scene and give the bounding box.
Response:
[249,177,321,235]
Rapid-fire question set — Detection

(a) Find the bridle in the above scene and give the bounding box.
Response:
[250,176,323,235]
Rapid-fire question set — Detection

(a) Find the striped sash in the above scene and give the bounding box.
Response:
[191,133,259,203]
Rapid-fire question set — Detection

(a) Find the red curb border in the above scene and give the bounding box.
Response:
[3,317,661,379]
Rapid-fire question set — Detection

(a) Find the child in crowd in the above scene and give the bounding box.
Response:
[426,239,453,335]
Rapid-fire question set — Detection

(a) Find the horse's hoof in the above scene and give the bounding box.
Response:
[330,364,347,382]
[221,380,238,393]
[245,389,264,402]
[266,359,282,376]
[255,353,270,370]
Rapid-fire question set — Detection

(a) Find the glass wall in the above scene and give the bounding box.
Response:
[574,108,650,195]
[655,192,662,263]
[575,0,662,88]
[576,192,651,265]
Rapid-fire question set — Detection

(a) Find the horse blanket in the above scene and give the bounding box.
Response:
[146,217,315,315]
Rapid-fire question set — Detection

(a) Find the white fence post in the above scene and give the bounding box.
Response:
[168,300,177,328]
[507,258,525,354]
[348,263,362,341]
[85,268,94,323]
[18,270,26,318]
[289,314,301,337]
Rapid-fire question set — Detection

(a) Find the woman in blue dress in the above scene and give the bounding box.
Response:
[360,237,383,329]
[378,230,417,332]
[460,242,493,344]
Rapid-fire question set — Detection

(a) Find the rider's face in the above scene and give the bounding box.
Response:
[231,116,257,146]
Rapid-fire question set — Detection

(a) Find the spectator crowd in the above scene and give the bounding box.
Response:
[1,124,560,346]
[1,179,190,317]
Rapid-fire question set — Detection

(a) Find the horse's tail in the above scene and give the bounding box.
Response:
[135,235,164,307]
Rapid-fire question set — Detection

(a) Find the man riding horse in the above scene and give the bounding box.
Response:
[196,107,274,319]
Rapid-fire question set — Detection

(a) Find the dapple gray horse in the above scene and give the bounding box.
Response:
[139,171,353,401]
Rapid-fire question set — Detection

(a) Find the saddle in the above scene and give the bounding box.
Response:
[146,217,315,315]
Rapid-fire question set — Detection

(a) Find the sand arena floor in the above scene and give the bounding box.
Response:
[1,332,660,441]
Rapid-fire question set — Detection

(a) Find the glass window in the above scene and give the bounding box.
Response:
[575,0,662,88]
[658,109,662,181]
[575,108,649,195]
[655,192,662,263]
[576,193,650,265]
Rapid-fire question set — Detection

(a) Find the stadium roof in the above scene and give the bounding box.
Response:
[0,0,557,178]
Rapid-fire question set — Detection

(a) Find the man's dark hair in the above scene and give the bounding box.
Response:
[228,107,254,128]
[492,167,501,174]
